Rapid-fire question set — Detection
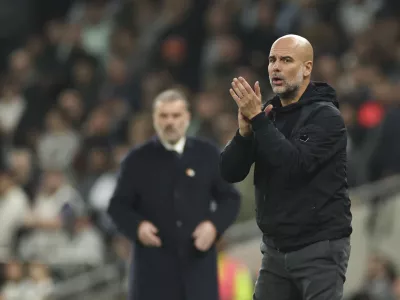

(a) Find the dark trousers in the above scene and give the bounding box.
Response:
[253,237,351,300]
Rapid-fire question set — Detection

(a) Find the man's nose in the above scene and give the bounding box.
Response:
[165,119,174,126]
[272,62,281,72]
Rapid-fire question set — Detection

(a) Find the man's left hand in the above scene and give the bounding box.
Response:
[193,221,217,252]
[230,77,262,120]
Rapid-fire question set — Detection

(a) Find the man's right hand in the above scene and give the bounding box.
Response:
[238,109,252,137]
[137,221,162,247]
[238,103,273,137]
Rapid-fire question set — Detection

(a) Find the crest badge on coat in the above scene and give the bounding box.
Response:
[186,168,195,177]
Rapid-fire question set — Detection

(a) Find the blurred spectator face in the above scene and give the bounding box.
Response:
[153,99,190,144]
[45,110,69,133]
[64,23,81,46]
[42,170,63,193]
[29,262,49,281]
[87,148,108,172]
[45,20,65,45]
[141,71,174,109]
[217,36,242,64]
[85,2,106,25]
[105,97,129,120]
[371,82,396,105]
[128,114,154,146]
[315,55,339,82]
[351,35,371,63]
[134,1,158,29]
[268,38,312,96]
[58,90,84,122]
[5,261,23,281]
[25,35,44,59]
[112,144,129,166]
[195,93,223,120]
[351,65,382,87]
[85,108,111,136]
[72,59,95,85]
[106,56,127,84]
[207,4,231,35]
[9,149,32,185]
[161,36,187,66]
[299,0,317,8]
[9,49,31,74]
[257,2,274,27]
[235,67,258,86]
[110,28,136,58]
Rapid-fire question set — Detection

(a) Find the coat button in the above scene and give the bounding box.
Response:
[176,220,182,227]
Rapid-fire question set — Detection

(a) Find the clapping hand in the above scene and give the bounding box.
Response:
[230,77,262,120]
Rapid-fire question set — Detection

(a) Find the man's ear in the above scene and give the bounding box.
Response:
[304,61,313,77]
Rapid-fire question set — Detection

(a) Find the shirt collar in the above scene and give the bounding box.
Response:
[160,137,186,154]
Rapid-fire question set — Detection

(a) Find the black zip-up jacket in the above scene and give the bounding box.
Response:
[220,82,352,251]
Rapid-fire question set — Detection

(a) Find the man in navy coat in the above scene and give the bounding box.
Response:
[107,89,241,300]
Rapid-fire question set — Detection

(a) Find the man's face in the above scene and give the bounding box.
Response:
[268,40,309,97]
[153,99,190,144]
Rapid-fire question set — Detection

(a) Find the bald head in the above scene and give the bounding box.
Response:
[268,34,314,103]
[272,34,314,62]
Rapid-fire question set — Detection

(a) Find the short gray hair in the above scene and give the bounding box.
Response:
[152,88,189,111]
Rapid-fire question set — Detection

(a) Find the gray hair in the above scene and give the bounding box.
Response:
[152,89,189,111]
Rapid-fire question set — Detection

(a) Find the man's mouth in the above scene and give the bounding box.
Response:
[272,77,284,86]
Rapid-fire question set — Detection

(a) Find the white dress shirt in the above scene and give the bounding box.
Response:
[160,137,186,154]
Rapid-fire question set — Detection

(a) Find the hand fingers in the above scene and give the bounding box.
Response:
[238,77,254,95]
[234,78,249,98]
[194,235,208,251]
[229,88,241,106]
[254,81,261,98]
[146,232,162,247]
[231,80,244,99]
[264,104,273,115]
[149,224,158,234]
[195,235,212,252]
[152,235,162,247]
[192,223,203,238]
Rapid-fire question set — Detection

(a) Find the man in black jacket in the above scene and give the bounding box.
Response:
[108,89,240,300]
[220,34,352,299]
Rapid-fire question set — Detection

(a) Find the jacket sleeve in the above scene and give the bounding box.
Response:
[107,153,144,242]
[250,106,347,175]
[208,145,241,235]
[219,130,255,183]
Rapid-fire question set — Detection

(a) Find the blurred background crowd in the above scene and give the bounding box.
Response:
[0,0,400,299]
